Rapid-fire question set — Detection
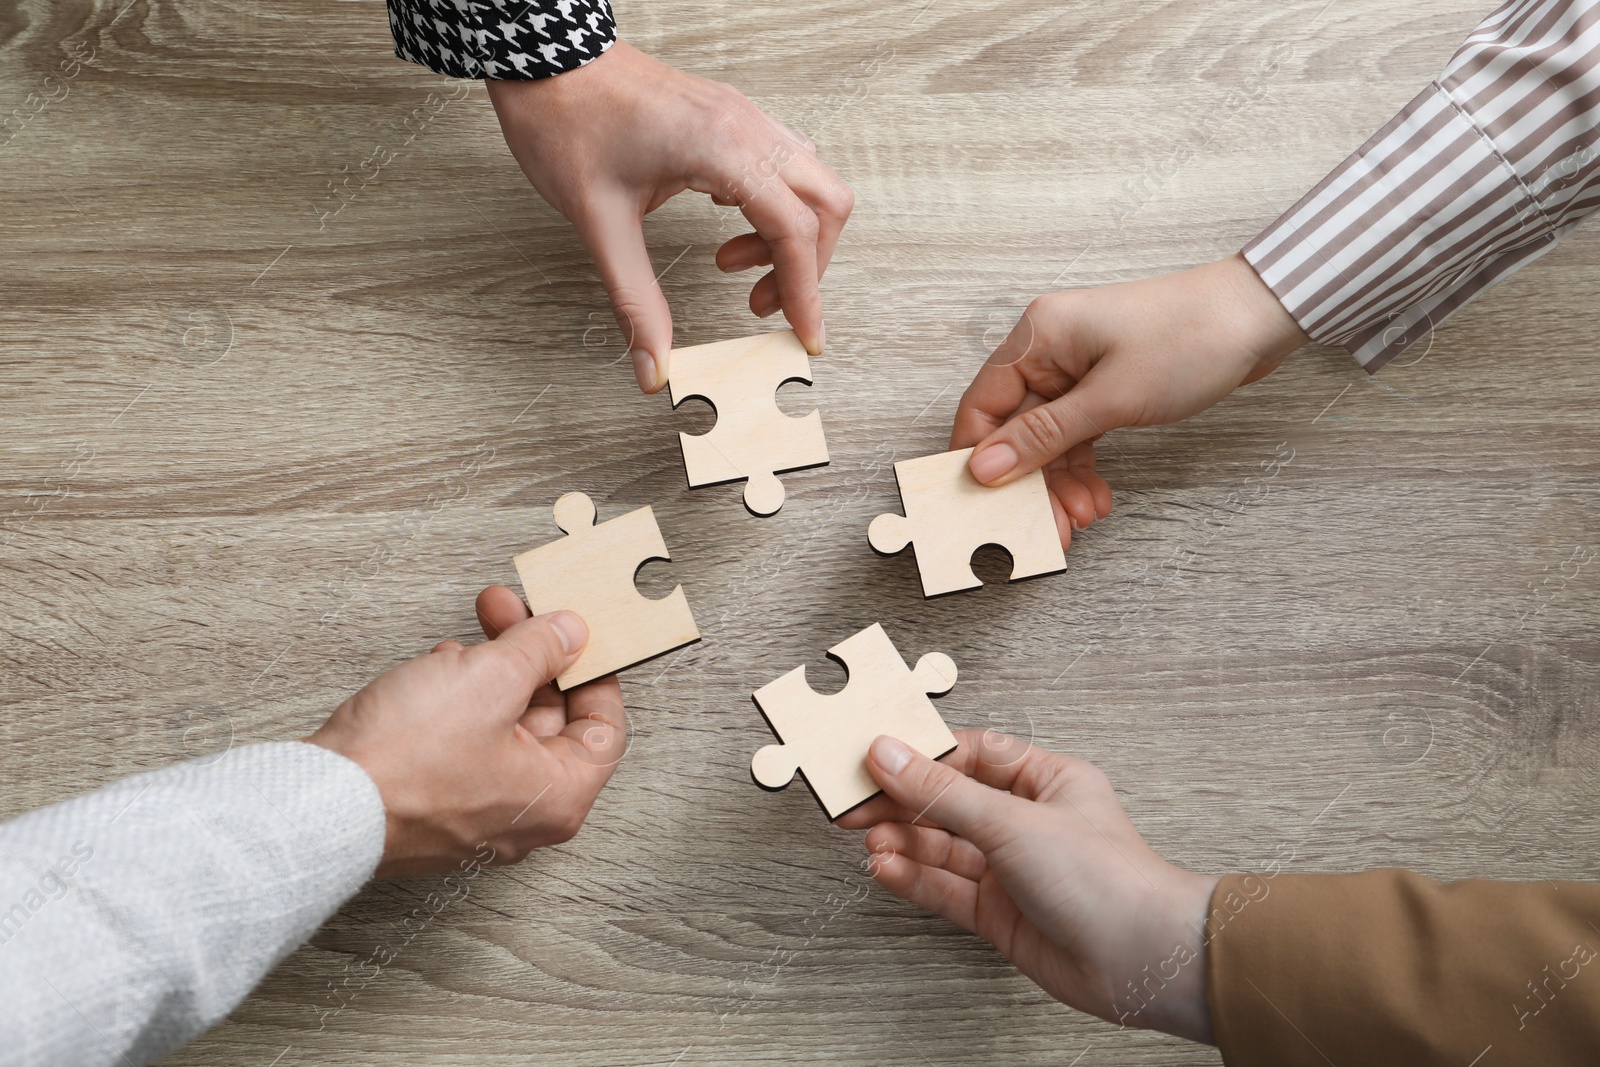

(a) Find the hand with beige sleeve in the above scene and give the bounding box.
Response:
[836,730,1220,1044]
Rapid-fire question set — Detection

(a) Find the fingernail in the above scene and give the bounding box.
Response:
[814,321,826,354]
[872,735,912,775]
[756,300,780,318]
[630,349,662,392]
[545,611,587,654]
[969,443,1018,484]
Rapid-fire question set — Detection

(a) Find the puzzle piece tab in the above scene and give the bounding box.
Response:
[668,330,829,516]
[750,623,958,819]
[513,492,700,689]
[869,447,1065,598]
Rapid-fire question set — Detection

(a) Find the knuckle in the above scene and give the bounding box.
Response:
[1025,291,1069,321]
[918,757,960,797]
[483,645,534,691]
[1066,756,1113,795]
[706,107,750,155]
[821,181,855,221]
[552,805,586,844]
[789,206,820,244]
[1022,295,1053,325]
[1013,404,1066,456]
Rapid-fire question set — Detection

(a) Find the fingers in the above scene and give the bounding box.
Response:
[778,153,854,279]
[970,381,1122,487]
[712,155,851,346]
[834,792,945,831]
[865,847,981,934]
[480,611,588,712]
[950,311,1044,451]
[863,735,1018,849]
[760,110,817,154]
[866,821,988,882]
[572,192,674,393]
[951,298,1125,488]
[1064,441,1114,519]
[476,584,531,640]
[730,174,824,354]
[715,232,772,272]
[540,675,629,799]
[1043,442,1113,537]
[949,727,1117,809]
[518,682,569,738]
[746,155,853,335]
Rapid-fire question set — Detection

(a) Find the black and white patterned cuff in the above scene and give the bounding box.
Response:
[386,0,616,80]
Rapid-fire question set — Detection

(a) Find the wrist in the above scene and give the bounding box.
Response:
[1218,251,1307,381]
[304,723,432,878]
[1119,869,1220,1044]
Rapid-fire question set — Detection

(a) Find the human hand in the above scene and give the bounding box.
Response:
[837,729,1219,1043]
[486,42,854,393]
[952,253,1308,543]
[307,585,627,878]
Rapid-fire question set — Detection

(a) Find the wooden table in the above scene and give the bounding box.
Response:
[4,0,1597,1063]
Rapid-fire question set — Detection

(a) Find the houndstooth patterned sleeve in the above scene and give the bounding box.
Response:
[385,0,617,80]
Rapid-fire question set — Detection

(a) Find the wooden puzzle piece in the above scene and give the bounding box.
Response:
[750,623,958,820]
[513,492,700,689]
[668,330,829,516]
[868,447,1066,598]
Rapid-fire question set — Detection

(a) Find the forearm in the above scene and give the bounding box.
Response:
[385,0,616,80]
[0,742,384,1066]
[1246,0,1600,370]
[1206,869,1600,1066]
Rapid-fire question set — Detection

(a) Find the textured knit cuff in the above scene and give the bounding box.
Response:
[386,0,616,81]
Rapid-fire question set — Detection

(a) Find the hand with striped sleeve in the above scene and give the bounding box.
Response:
[951,254,1306,544]
[955,0,1600,544]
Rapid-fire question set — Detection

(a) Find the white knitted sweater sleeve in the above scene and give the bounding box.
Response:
[0,741,386,1065]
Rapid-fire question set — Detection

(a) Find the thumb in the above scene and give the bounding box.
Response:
[967,376,1124,487]
[865,735,1013,847]
[575,194,674,394]
[484,611,588,709]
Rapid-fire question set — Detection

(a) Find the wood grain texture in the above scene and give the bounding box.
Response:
[2,0,1598,1064]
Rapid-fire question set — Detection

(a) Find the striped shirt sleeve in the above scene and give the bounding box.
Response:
[384,0,616,81]
[1244,0,1600,371]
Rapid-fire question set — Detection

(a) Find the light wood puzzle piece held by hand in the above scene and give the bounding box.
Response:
[751,623,958,820]
[668,330,829,516]
[869,447,1066,598]
[513,492,700,690]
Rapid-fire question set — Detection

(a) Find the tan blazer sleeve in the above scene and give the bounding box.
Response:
[1205,869,1600,1066]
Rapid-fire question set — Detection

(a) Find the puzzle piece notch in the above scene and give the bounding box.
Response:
[513,492,700,690]
[750,624,958,819]
[868,447,1066,598]
[669,330,829,516]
